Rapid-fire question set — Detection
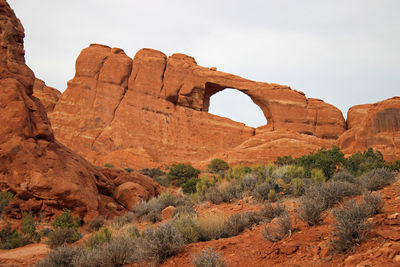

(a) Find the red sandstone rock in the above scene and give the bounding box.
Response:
[338,97,400,161]
[48,44,349,169]
[0,1,160,222]
[32,78,61,112]
[114,182,149,211]
[161,206,176,220]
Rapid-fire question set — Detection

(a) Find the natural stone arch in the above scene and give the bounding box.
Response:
[202,82,272,128]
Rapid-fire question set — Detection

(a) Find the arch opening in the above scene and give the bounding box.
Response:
[208,88,268,128]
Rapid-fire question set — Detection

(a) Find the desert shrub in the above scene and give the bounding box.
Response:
[221,214,246,238]
[135,193,179,223]
[197,211,225,241]
[111,212,135,229]
[124,167,134,173]
[240,211,264,226]
[88,216,105,232]
[221,212,263,238]
[196,174,220,196]
[71,249,104,267]
[241,173,258,191]
[172,213,200,244]
[97,236,138,266]
[41,227,51,237]
[331,169,355,183]
[36,245,82,267]
[104,163,114,168]
[261,202,285,221]
[297,181,361,225]
[360,192,383,217]
[139,222,184,264]
[20,212,41,243]
[252,182,275,201]
[226,165,252,180]
[173,204,196,217]
[291,178,305,196]
[345,148,386,176]
[205,181,240,204]
[192,248,227,267]
[208,159,230,176]
[0,223,26,249]
[140,167,165,178]
[311,168,326,184]
[331,200,370,252]
[356,168,395,191]
[167,163,200,189]
[268,189,277,202]
[47,228,81,249]
[262,211,293,242]
[52,209,80,230]
[285,165,306,183]
[0,191,13,215]
[272,165,289,180]
[182,177,200,194]
[87,227,112,249]
[297,195,327,226]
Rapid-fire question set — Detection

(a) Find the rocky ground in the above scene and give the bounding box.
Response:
[1,179,399,267]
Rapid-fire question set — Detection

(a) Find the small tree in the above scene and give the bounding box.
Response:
[167,164,200,193]
[207,159,229,176]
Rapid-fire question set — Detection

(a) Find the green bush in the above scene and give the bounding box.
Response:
[167,164,200,190]
[0,223,27,249]
[140,167,165,178]
[345,148,386,176]
[52,209,80,230]
[139,222,184,264]
[0,191,13,215]
[311,168,326,184]
[47,228,81,249]
[207,159,230,176]
[356,168,395,191]
[21,212,41,243]
[181,177,200,194]
[262,211,293,242]
[192,248,227,267]
[226,165,252,180]
[87,216,105,232]
[86,227,112,249]
[268,189,277,202]
[36,245,82,267]
[291,178,305,196]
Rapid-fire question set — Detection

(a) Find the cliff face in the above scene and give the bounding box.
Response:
[48,44,350,169]
[0,0,160,221]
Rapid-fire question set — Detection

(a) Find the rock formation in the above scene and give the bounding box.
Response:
[338,97,400,161]
[0,0,160,221]
[48,45,350,169]
[32,78,61,113]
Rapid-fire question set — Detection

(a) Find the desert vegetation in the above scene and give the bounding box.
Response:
[0,147,397,266]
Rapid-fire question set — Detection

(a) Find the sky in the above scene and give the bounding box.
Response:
[9,0,400,127]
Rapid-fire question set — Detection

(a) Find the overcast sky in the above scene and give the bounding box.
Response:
[9,0,400,127]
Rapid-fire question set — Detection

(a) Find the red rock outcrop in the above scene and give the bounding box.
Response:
[32,78,61,113]
[0,0,160,221]
[48,45,347,169]
[338,97,400,161]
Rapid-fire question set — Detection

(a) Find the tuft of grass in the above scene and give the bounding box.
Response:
[197,211,225,241]
[86,227,112,249]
